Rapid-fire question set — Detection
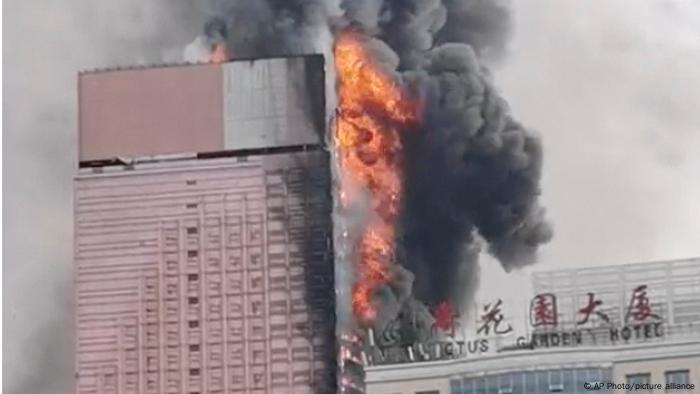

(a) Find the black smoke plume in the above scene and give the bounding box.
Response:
[400,43,552,310]
[199,0,335,57]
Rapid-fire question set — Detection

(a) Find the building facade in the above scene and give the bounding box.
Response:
[364,258,700,394]
[74,57,336,394]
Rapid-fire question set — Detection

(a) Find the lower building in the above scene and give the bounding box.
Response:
[366,339,699,393]
[364,258,700,394]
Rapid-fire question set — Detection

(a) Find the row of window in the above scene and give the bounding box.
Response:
[445,368,692,394]
[626,369,690,391]
[450,367,610,394]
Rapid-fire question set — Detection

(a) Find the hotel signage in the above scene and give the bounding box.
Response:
[367,284,666,365]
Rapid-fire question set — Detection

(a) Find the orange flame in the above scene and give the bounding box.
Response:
[334,32,419,325]
[209,43,228,64]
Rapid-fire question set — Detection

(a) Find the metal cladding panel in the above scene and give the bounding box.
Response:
[79,65,224,161]
[74,150,335,394]
[223,56,325,150]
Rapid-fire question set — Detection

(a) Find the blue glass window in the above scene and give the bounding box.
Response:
[497,373,514,394]
[524,372,537,394]
[548,369,564,393]
[536,371,549,393]
[475,377,487,394]
[451,379,462,394]
[486,375,499,394]
[510,372,524,394]
[626,373,651,393]
[574,368,589,393]
[561,369,575,394]
[463,378,474,394]
[666,370,690,386]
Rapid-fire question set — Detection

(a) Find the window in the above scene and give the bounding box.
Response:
[487,375,498,394]
[561,370,574,394]
[665,370,690,386]
[450,379,462,394]
[524,372,536,394]
[415,391,440,394]
[626,373,651,392]
[188,297,199,305]
[187,250,198,258]
[188,320,199,329]
[601,368,613,387]
[548,370,563,392]
[189,344,200,352]
[188,274,199,281]
[536,371,548,393]
[462,378,475,394]
[585,368,603,391]
[509,373,524,394]
[189,368,200,376]
[475,377,486,394]
[187,227,198,235]
[498,373,514,394]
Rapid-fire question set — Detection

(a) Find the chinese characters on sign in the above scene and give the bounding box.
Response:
[578,292,610,325]
[426,284,662,340]
[530,293,558,327]
[524,285,664,350]
[367,283,666,365]
[432,302,460,337]
[478,299,513,335]
[626,285,661,323]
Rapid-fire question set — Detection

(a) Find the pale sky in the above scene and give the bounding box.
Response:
[477,0,700,306]
[3,1,700,393]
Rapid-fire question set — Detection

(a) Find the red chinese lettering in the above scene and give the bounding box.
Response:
[478,299,512,336]
[530,293,558,327]
[432,301,460,337]
[577,292,610,325]
[625,285,660,323]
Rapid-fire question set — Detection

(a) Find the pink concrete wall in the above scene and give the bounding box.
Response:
[74,152,334,394]
[79,65,224,161]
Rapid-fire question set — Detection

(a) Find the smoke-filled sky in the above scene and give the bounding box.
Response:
[3,1,700,393]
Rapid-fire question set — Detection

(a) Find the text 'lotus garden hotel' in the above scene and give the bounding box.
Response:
[74,56,336,394]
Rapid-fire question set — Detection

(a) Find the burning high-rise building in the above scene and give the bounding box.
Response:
[75,1,554,393]
[73,56,336,393]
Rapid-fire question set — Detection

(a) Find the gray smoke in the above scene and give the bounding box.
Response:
[436,0,513,61]
[4,2,206,393]
[199,0,551,331]
[400,43,552,310]
[195,0,338,58]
